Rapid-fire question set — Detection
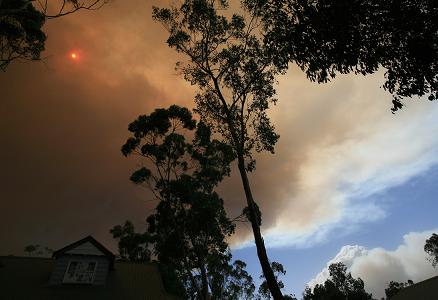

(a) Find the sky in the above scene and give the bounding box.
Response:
[1,0,437,299]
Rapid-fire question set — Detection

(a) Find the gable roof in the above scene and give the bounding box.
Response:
[52,235,115,258]
[52,236,115,268]
[0,256,178,300]
[392,275,438,300]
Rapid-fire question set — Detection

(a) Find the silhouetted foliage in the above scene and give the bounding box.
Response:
[122,105,255,300]
[24,244,38,256]
[424,233,438,268]
[34,0,109,19]
[153,1,286,298]
[303,262,374,300]
[245,0,438,112]
[208,258,256,300]
[23,244,52,257]
[0,0,46,70]
[158,262,188,298]
[42,246,53,256]
[258,262,297,299]
[110,220,151,262]
[0,0,107,70]
[384,280,413,299]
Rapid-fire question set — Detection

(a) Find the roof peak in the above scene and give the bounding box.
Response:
[52,235,115,268]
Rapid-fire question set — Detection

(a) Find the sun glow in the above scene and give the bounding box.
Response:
[70,53,78,60]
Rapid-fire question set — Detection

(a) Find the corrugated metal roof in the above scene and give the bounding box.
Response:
[0,256,178,300]
[392,275,438,300]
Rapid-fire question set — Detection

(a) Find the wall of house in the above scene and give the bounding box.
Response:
[49,255,110,286]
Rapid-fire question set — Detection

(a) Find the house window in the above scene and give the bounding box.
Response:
[63,260,97,284]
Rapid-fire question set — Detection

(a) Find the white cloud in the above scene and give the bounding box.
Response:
[307,245,368,288]
[307,229,438,299]
[255,68,438,248]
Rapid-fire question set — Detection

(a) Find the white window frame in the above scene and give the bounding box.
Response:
[62,260,98,284]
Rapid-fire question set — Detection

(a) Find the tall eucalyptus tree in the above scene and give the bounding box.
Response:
[153,1,287,298]
[122,105,255,300]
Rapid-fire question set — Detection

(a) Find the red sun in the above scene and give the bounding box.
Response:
[70,52,78,60]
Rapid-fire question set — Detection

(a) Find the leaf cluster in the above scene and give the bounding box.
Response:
[153,0,282,171]
[424,232,438,268]
[303,262,374,300]
[122,105,257,299]
[258,262,296,299]
[207,257,256,300]
[110,221,151,262]
[0,0,46,71]
[384,280,413,299]
[23,244,53,257]
[122,105,234,194]
[247,0,438,112]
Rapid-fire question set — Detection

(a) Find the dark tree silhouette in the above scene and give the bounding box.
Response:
[208,259,256,300]
[110,220,151,262]
[303,262,374,300]
[122,105,255,300]
[244,0,438,113]
[0,0,108,71]
[33,0,108,19]
[24,244,39,257]
[152,1,286,298]
[23,244,52,257]
[258,261,297,300]
[384,280,413,299]
[424,233,438,268]
[0,0,45,70]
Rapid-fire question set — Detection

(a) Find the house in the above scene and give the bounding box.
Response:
[392,275,438,300]
[0,236,177,300]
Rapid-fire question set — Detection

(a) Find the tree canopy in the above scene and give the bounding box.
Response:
[258,262,297,300]
[424,233,438,268]
[384,280,413,299]
[23,244,53,257]
[245,0,438,112]
[0,0,45,70]
[153,1,286,297]
[121,105,255,300]
[303,262,374,300]
[110,221,151,262]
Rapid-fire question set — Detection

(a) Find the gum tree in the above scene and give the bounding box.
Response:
[110,220,151,262]
[385,280,413,299]
[424,233,438,268]
[245,0,437,112]
[153,1,287,298]
[303,263,374,300]
[121,105,255,300]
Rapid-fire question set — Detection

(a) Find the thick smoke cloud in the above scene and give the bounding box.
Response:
[308,229,438,299]
[1,0,438,255]
[0,0,193,254]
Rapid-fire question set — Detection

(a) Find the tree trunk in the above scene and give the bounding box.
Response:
[185,265,205,300]
[199,263,210,300]
[237,156,284,300]
[211,74,283,299]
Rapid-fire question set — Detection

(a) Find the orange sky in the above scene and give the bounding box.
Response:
[1,0,438,256]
